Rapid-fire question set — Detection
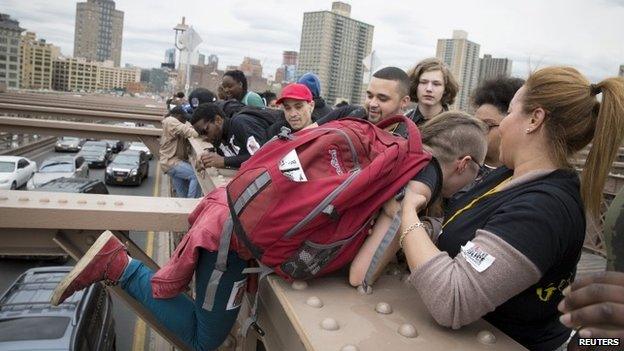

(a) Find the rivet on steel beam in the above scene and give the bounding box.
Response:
[341,345,359,351]
[398,324,418,338]
[477,330,496,344]
[291,280,308,290]
[39,198,50,203]
[77,199,87,204]
[357,285,372,295]
[0,196,8,201]
[306,296,323,308]
[18,197,29,201]
[320,318,339,331]
[58,199,68,204]
[114,201,124,206]
[97,200,106,205]
[375,302,393,314]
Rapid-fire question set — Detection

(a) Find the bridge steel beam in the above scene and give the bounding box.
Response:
[0,102,163,127]
[0,116,162,157]
[0,95,164,116]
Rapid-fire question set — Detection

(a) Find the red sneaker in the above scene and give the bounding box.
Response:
[51,230,129,306]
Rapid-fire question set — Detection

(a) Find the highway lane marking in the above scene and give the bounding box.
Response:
[132,162,160,351]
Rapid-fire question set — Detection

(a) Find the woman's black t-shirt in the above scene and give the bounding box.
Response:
[439,167,585,351]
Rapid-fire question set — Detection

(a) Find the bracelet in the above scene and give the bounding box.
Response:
[399,222,424,248]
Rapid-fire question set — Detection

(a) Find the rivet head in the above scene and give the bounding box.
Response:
[18,197,29,201]
[398,324,418,338]
[357,285,372,295]
[306,296,323,308]
[477,330,496,344]
[0,196,8,201]
[97,200,106,205]
[320,318,339,331]
[58,199,68,204]
[291,280,308,290]
[375,302,393,314]
[114,201,124,206]
[341,345,359,351]
[39,198,50,203]
[77,199,87,204]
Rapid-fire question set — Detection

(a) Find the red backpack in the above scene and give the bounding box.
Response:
[225,116,431,280]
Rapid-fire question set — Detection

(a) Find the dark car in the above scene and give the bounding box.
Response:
[55,136,85,152]
[105,150,149,186]
[78,142,112,168]
[0,266,116,351]
[102,140,125,153]
[37,177,109,194]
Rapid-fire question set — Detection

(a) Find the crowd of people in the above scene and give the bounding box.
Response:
[50,61,624,351]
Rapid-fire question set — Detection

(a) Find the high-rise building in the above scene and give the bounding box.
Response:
[436,30,481,111]
[164,48,176,65]
[74,0,124,66]
[478,54,512,84]
[283,51,298,66]
[619,65,624,77]
[240,57,263,77]
[207,54,218,72]
[20,32,60,89]
[0,13,25,89]
[197,53,206,66]
[52,57,139,92]
[298,2,374,105]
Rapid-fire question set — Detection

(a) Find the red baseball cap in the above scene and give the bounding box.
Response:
[276,83,313,105]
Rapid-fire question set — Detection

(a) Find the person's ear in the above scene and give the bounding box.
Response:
[400,95,411,110]
[309,100,315,110]
[215,115,224,127]
[457,156,471,174]
[528,107,547,132]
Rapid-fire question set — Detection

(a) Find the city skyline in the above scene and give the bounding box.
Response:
[2,0,623,83]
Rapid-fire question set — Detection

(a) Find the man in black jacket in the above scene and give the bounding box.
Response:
[191,103,272,169]
[298,72,333,120]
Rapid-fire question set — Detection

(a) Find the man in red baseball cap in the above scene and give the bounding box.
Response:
[275,83,315,131]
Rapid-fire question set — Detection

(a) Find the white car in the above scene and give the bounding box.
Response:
[0,156,37,190]
[127,142,153,160]
[27,155,89,190]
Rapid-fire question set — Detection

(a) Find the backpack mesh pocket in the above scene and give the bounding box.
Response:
[280,240,344,280]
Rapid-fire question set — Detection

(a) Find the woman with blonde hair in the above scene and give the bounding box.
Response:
[379,67,624,351]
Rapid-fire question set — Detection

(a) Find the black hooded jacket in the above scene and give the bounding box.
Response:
[217,107,276,168]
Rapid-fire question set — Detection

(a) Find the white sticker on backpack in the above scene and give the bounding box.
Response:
[279,149,308,182]
[460,241,495,273]
[226,278,247,310]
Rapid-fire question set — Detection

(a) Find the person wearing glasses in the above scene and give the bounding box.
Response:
[375,67,624,351]
[472,77,525,176]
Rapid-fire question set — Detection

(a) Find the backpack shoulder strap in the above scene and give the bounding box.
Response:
[362,213,402,289]
[202,215,234,311]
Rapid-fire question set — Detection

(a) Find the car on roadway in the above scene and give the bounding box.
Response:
[105,150,149,186]
[54,136,85,152]
[37,177,109,194]
[78,141,112,168]
[0,156,37,190]
[27,155,88,190]
[0,266,117,351]
[102,140,125,153]
[127,142,152,160]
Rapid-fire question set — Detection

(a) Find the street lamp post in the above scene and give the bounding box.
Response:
[173,17,190,96]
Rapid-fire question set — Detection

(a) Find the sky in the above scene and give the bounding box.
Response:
[2,0,623,82]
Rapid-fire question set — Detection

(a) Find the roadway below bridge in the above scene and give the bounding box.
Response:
[0,145,164,351]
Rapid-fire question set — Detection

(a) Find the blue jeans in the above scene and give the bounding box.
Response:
[119,250,247,351]
[167,161,202,198]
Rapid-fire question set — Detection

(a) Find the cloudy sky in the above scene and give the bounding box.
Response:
[3,0,623,82]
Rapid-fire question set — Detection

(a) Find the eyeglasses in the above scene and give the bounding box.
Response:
[486,123,500,131]
[468,156,484,171]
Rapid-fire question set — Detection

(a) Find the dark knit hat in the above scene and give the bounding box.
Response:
[297,72,321,98]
